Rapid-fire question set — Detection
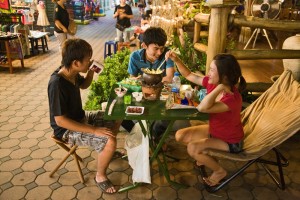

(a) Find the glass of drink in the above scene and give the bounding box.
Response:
[90,61,104,74]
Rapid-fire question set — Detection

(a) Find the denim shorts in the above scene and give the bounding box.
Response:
[209,134,243,153]
[62,111,115,153]
[228,140,243,153]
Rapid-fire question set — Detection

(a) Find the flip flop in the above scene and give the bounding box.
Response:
[203,176,226,187]
[94,178,116,194]
[194,161,208,178]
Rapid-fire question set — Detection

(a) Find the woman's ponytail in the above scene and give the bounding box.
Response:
[238,76,247,93]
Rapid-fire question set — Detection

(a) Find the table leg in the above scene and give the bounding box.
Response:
[41,37,45,52]
[149,120,187,189]
[4,41,13,74]
[150,120,174,161]
[44,36,49,50]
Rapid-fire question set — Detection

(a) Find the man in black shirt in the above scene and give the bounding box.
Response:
[113,0,133,42]
[48,38,120,194]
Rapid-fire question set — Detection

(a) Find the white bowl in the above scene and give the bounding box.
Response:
[115,87,127,97]
[135,95,143,102]
[132,92,140,98]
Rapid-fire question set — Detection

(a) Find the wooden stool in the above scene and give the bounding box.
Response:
[49,134,84,183]
[117,42,131,52]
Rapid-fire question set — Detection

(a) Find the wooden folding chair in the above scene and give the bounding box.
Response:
[49,134,85,183]
[199,70,300,193]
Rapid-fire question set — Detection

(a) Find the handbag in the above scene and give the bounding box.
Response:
[115,23,126,31]
[68,20,77,35]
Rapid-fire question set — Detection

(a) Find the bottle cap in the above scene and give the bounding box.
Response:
[171,88,179,93]
[174,72,180,76]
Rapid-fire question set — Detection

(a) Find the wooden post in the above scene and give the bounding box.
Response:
[206,6,231,73]
[193,21,201,44]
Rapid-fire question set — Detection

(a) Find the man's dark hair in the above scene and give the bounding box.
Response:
[143,27,167,47]
[61,39,93,69]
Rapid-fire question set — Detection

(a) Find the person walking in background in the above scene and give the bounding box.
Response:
[137,0,145,15]
[48,38,122,194]
[166,53,247,186]
[52,0,75,51]
[113,0,133,42]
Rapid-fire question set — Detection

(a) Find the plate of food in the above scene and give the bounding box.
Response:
[125,106,144,115]
[119,78,142,92]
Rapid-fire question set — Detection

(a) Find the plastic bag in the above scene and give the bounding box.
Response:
[125,121,151,184]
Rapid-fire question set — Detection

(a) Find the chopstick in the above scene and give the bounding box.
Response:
[157,59,166,71]
[157,49,173,71]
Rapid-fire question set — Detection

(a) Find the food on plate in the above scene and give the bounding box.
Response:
[127,106,143,113]
[120,78,141,86]
[125,106,144,115]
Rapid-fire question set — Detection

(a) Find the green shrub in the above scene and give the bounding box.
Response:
[84,48,131,111]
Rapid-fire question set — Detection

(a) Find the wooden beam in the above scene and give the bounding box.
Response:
[227,50,300,59]
[231,15,300,32]
[194,13,210,24]
[194,43,208,53]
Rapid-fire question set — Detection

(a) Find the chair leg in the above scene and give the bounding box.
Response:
[73,150,85,183]
[49,145,78,177]
[257,148,289,190]
[199,159,257,193]
[49,144,85,183]
[57,142,83,162]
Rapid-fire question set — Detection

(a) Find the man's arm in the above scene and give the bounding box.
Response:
[119,13,133,19]
[55,20,68,33]
[80,69,94,89]
[55,115,115,137]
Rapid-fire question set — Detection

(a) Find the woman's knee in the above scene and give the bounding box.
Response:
[175,129,184,142]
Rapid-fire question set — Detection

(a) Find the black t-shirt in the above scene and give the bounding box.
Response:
[54,4,69,33]
[114,4,132,28]
[48,67,85,139]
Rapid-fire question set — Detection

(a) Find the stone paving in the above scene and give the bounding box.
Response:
[1,8,300,200]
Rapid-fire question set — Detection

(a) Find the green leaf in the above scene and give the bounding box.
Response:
[84,49,131,111]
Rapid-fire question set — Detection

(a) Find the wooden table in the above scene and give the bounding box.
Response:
[28,31,49,55]
[0,35,24,74]
[104,84,208,192]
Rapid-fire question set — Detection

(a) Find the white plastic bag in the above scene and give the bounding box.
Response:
[125,121,151,184]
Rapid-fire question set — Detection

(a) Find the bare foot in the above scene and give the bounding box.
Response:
[203,168,227,186]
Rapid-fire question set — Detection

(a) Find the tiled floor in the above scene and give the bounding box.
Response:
[1,8,300,200]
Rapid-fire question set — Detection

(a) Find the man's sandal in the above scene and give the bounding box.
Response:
[94,178,116,194]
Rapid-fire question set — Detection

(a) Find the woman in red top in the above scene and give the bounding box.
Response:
[166,52,247,186]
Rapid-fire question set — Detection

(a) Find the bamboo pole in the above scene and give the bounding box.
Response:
[206,7,231,73]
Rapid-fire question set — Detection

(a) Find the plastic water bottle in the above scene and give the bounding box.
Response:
[171,72,181,93]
